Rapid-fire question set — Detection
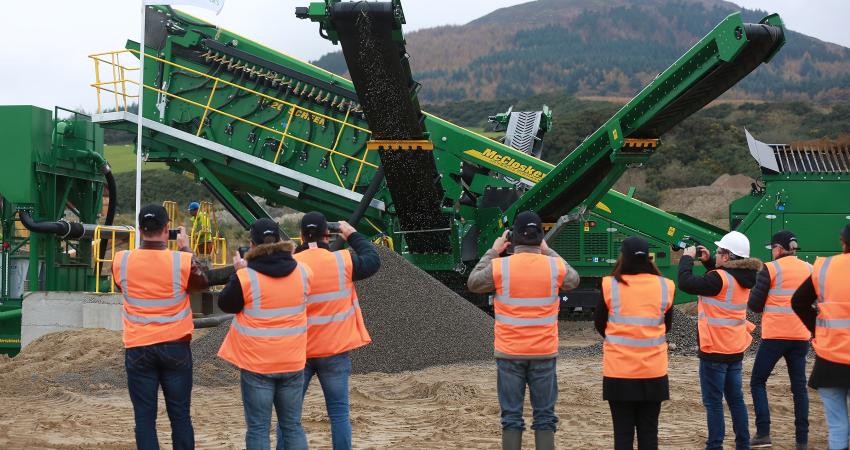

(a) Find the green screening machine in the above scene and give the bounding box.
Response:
[7,0,847,354]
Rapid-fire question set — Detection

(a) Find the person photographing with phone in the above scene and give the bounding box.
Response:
[467,210,580,450]
[275,211,380,450]
[679,231,762,450]
[217,218,314,450]
[112,204,209,450]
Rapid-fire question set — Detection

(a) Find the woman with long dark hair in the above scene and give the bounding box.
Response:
[594,236,676,450]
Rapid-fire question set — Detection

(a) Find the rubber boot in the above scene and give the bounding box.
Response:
[502,429,523,450]
[534,430,555,450]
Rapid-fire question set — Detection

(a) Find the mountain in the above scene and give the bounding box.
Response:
[313,0,850,103]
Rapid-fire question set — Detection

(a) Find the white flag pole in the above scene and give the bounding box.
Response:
[135,1,146,247]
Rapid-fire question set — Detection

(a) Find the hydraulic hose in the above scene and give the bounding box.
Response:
[19,210,85,239]
[98,164,118,263]
[193,314,233,328]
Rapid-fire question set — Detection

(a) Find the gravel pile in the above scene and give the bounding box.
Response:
[350,246,494,373]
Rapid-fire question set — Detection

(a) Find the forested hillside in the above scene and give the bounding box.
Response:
[315,0,850,103]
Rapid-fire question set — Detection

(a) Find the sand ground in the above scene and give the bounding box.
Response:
[0,340,827,449]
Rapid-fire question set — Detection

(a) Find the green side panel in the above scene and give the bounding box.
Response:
[0,106,52,204]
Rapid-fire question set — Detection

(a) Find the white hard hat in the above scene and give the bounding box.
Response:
[714,231,750,258]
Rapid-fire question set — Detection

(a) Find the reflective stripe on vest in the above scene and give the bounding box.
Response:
[605,335,667,347]
[308,300,361,326]
[698,272,743,313]
[233,266,308,337]
[120,250,189,323]
[764,306,794,313]
[768,259,814,297]
[606,277,668,327]
[306,252,352,304]
[699,312,747,326]
[817,318,850,328]
[818,256,833,304]
[493,257,559,311]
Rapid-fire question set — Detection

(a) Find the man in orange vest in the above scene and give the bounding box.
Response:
[217,218,314,450]
[113,204,209,450]
[748,230,811,449]
[680,231,761,450]
[467,211,580,450]
[283,211,379,450]
[792,224,850,450]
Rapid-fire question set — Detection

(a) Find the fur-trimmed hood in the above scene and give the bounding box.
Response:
[244,240,297,278]
[717,257,763,289]
[244,240,294,260]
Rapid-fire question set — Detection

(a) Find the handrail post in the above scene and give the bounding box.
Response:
[196,79,219,136]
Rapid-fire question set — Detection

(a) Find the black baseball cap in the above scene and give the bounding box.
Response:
[250,218,281,245]
[512,210,544,244]
[621,236,650,257]
[842,224,850,243]
[138,204,169,233]
[301,211,328,236]
[767,230,798,251]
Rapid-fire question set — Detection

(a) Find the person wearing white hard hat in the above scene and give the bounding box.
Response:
[678,231,763,450]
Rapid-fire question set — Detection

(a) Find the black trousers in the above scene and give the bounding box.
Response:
[608,401,662,450]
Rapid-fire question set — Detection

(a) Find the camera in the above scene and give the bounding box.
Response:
[168,229,180,240]
[238,246,250,258]
[327,222,341,233]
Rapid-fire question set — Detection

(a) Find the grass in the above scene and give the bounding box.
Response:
[104,145,166,174]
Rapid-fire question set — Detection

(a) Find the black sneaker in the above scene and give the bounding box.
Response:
[795,443,807,450]
[750,435,772,448]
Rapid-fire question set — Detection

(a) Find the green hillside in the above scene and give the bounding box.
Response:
[104,145,166,173]
[315,0,850,104]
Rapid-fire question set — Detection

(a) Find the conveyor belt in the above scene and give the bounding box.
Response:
[329,2,450,253]
[630,23,783,138]
[510,17,785,223]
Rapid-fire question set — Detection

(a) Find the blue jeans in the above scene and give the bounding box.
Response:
[125,341,194,450]
[241,369,307,450]
[750,339,809,443]
[699,360,749,450]
[818,388,850,450]
[496,358,558,431]
[277,352,353,450]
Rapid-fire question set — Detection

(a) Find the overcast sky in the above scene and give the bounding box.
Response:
[1,0,847,112]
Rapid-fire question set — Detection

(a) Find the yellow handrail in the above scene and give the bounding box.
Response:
[87,49,377,171]
[94,226,137,293]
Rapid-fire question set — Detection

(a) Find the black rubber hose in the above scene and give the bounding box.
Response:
[98,165,118,263]
[330,167,384,251]
[19,211,84,239]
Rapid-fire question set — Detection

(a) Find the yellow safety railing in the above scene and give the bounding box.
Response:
[94,225,137,293]
[162,200,178,250]
[88,49,378,190]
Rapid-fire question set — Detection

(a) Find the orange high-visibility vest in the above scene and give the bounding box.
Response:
[295,248,371,358]
[602,274,675,379]
[697,269,755,355]
[113,249,194,349]
[812,254,850,365]
[492,252,567,357]
[217,264,312,374]
[763,257,813,340]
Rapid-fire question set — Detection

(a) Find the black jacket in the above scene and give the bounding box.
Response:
[792,273,850,389]
[293,232,380,281]
[678,255,762,362]
[218,241,298,314]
